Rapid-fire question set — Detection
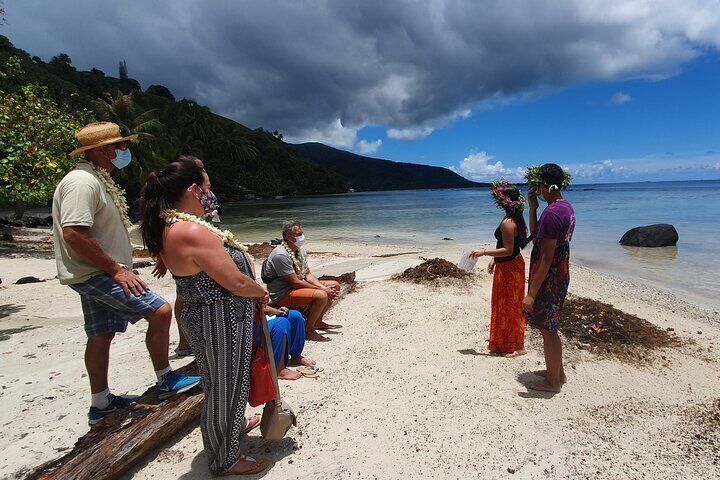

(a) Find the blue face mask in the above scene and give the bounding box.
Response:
[111,148,132,169]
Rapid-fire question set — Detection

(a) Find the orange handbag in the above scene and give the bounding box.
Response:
[248,311,276,407]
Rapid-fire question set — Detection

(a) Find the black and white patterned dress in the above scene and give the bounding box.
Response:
[174,246,256,474]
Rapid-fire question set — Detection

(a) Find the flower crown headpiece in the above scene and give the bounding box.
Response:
[491,179,525,213]
[524,165,573,191]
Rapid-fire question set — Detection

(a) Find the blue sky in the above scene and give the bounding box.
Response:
[355,53,720,183]
[5,1,720,183]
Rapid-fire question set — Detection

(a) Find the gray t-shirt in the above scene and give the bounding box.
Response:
[262,246,296,303]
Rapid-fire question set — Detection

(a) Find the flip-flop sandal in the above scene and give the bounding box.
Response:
[220,455,269,476]
[295,366,322,377]
[242,415,261,434]
[317,324,343,330]
[296,365,323,374]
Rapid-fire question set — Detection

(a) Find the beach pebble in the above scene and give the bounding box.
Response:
[507,467,516,474]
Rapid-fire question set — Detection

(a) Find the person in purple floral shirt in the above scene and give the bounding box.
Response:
[524,164,576,393]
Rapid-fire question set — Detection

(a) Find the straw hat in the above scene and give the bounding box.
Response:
[69,122,138,157]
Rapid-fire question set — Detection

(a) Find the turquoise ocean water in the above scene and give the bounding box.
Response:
[220,180,720,310]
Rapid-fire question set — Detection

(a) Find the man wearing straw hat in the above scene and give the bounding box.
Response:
[52,122,200,425]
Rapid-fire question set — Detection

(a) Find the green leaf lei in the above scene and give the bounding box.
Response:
[524,165,573,190]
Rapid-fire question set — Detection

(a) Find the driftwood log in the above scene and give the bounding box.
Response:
[319,271,356,293]
[27,272,357,480]
[26,361,202,480]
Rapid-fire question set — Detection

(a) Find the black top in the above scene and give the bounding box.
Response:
[494,223,522,263]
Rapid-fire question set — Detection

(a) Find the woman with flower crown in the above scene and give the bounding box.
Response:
[470,180,529,358]
[139,161,270,476]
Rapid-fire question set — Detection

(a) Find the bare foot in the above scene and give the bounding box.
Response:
[317,322,342,330]
[527,380,562,393]
[221,455,269,476]
[533,370,567,383]
[278,367,303,380]
[504,349,527,358]
[306,330,330,342]
[289,355,316,367]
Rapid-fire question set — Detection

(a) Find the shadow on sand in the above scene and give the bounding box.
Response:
[0,303,25,320]
[457,348,496,357]
[122,418,297,479]
[177,435,297,479]
[515,371,560,399]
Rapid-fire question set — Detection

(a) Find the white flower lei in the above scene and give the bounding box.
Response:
[82,161,133,230]
[281,240,308,279]
[161,209,248,253]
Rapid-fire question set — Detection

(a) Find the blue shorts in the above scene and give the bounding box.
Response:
[70,273,168,337]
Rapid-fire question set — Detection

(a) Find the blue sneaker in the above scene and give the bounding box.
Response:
[88,394,136,426]
[157,372,201,396]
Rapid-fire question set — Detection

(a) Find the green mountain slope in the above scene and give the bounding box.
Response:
[2,34,481,207]
[0,35,346,202]
[291,143,484,191]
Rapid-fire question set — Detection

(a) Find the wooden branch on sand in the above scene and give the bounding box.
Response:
[27,272,357,480]
[26,361,202,480]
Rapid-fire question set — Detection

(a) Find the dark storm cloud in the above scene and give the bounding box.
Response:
[4,1,720,146]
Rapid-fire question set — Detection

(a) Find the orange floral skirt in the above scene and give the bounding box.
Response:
[489,254,526,354]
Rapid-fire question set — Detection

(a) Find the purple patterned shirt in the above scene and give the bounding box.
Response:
[536,200,575,244]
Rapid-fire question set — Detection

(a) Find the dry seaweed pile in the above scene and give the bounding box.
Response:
[394,258,471,283]
[685,399,720,464]
[560,296,682,363]
[246,242,275,258]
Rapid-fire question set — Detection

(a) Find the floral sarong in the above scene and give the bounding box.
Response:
[489,254,526,353]
[524,240,570,333]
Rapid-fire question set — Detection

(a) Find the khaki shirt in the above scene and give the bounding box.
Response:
[52,162,132,285]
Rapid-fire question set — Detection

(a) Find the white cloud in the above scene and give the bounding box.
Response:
[5,1,720,140]
[387,109,472,141]
[566,160,626,178]
[452,151,720,184]
[387,127,434,141]
[610,92,632,104]
[457,152,525,182]
[355,139,383,155]
[283,118,358,149]
[564,152,720,182]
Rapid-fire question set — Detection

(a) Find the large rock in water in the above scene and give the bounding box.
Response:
[619,224,679,247]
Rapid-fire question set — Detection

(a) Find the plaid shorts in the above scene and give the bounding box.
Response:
[70,273,168,337]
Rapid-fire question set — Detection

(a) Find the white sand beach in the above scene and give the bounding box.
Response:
[1,231,719,479]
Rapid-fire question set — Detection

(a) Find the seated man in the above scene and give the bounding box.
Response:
[261,306,316,380]
[261,220,340,342]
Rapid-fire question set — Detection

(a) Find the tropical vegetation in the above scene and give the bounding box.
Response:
[0,34,345,213]
[0,34,480,217]
[0,56,91,218]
